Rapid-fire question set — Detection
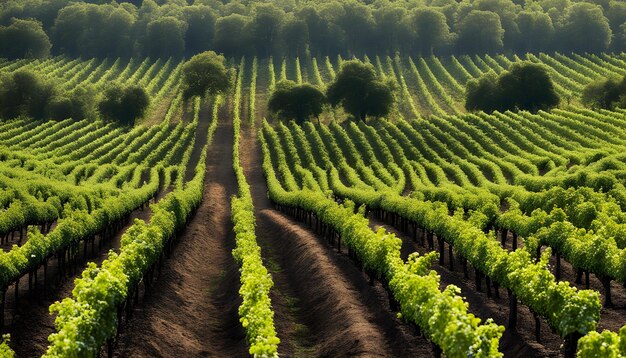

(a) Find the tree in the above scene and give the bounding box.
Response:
[52,3,135,58]
[465,63,559,113]
[373,6,410,54]
[557,2,611,53]
[214,14,249,57]
[268,80,326,123]
[98,84,149,126]
[145,16,186,58]
[245,3,285,57]
[465,72,501,113]
[497,63,560,112]
[0,18,51,59]
[456,10,504,54]
[473,0,521,51]
[183,5,217,56]
[0,0,68,30]
[181,51,231,100]
[516,11,554,52]
[409,8,452,55]
[297,5,345,56]
[0,70,56,120]
[48,84,97,121]
[336,2,376,55]
[581,77,626,109]
[280,17,308,58]
[327,60,396,122]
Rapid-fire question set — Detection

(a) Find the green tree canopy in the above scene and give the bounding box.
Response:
[268,80,326,123]
[183,5,217,56]
[465,63,560,113]
[0,18,51,59]
[214,14,248,57]
[0,0,623,58]
[245,3,285,57]
[98,84,149,126]
[373,6,410,54]
[48,84,97,121]
[409,7,451,55]
[327,60,396,122]
[145,16,187,58]
[0,70,56,120]
[181,51,231,100]
[558,2,611,53]
[581,76,626,109]
[456,10,504,54]
[52,3,136,58]
[281,17,308,58]
[516,10,554,52]
[465,72,501,113]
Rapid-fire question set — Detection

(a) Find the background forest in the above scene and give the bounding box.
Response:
[0,0,624,60]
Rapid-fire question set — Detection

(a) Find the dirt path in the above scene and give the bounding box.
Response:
[368,215,562,358]
[7,191,164,357]
[240,127,432,357]
[113,103,247,357]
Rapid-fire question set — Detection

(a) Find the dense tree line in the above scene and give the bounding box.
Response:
[0,70,148,125]
[0,0,623,60]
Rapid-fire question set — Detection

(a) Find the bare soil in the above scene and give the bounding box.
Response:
[112,102,247,357]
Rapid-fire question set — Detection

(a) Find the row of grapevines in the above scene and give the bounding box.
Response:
[42,95,213,356]
[231,62,279,356]
[278,119,601,348]
[249,57,258,124]
[260,120,504,357]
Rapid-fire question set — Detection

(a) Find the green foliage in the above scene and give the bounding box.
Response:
[0,334,14,357]
[466,63,559,113]
[182,51,231,100]
[52,3,136,58]
[456,11,505,54]
[578,326,626,357]
[0,18,50,60]
[581,76,626,109]
[145,16,187,58]
[259,120,505,357]
[48,84,97,121]
[0,69,99,121]
[268,80,326,123]
[214,14,248,57]
[45,140,208,357]
[98,83,149,126]
[0,0,620,58]
[326,60,396,122]
[232,67,279,356]
[0,70,56,120]
[558,2,612,53]
[182,5,217,55]
[408,8,452,55]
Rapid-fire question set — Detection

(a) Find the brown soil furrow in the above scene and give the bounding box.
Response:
[240,128,431,357]
[113,105,246,357]
[368,216,562,358]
